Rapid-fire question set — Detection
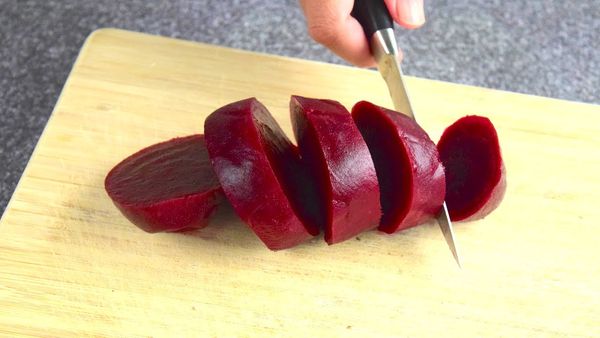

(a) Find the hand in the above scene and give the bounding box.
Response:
[299,0,425,67]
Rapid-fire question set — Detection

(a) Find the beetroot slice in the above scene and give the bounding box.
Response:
[204,98,319,250]
[352,101,446,233]
[105,135,224,233]
[437,115,506,222]
[290,96,381,244]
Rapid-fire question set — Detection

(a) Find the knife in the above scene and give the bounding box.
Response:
[352,0,461,267]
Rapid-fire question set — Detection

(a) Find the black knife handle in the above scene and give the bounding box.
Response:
[351,0,394,39]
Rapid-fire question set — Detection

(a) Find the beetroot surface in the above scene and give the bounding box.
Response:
[204,98,320,250]
[105,135,224,233]
[106,98,506,250]
[352,101,446,233]
[291,96,381,244]
[437,115,506,222]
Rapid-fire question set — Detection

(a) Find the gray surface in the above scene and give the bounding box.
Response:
[1,0,599,215]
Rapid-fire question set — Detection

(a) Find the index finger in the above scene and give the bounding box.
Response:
[300,0,376,67]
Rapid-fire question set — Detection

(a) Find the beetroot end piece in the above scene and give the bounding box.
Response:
[105,135,224,233]
[437,115,506,222]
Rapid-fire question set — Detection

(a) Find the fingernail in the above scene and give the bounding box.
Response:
[397,0,426,28]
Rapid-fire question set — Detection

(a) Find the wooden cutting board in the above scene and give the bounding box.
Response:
[1,29,599,337]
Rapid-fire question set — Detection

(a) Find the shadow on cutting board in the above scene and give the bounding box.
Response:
[172,199,429,263]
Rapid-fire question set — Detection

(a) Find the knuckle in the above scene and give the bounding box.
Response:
[308,22,339,46]
[355,58,373,68]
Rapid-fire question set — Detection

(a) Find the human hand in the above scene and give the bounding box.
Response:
[299,0,425,67]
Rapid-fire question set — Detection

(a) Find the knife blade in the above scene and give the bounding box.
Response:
[352,0,461,267]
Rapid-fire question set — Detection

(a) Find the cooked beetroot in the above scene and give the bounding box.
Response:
[204,98,320,250]
[352,101,446,233]
[290,96,381,244]
[437,115,506,222]
[105,135,224,233]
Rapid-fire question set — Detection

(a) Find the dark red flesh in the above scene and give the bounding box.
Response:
[290,96,381,244]
[204,98,319,250]
[104,135,224,233]
[437,115,506,222]
[352,101,446,233]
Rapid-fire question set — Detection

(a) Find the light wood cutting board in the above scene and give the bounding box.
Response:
[1,29,599,337]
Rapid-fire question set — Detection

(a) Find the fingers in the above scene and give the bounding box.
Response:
[300,0,376,67]
[385,0,426,29]
[300,0,422,67]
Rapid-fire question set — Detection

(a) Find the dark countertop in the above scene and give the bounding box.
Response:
[1,0,599,215]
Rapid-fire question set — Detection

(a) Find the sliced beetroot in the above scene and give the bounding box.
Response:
[204,98,320,250]
[290,96,381,245]
[437,115,506,222]
[352,101,446,233]
[105,135,224,233]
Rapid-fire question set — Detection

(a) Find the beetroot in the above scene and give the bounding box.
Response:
[437,115,506,222]
[290,96,381,244]
[204,98,320,250]
[105,135,224,233]
[106,97,506,250]
[352,101,446,233]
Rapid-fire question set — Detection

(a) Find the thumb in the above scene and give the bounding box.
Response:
[384,0,426,29]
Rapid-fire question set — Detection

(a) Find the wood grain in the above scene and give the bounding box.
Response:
[1,28,599,337]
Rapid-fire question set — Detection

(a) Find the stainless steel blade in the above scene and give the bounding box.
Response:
[437,202,461,268]
[371,29,415,119]
[371,29,461,267]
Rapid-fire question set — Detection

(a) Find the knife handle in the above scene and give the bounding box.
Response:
[351,0,394,39]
